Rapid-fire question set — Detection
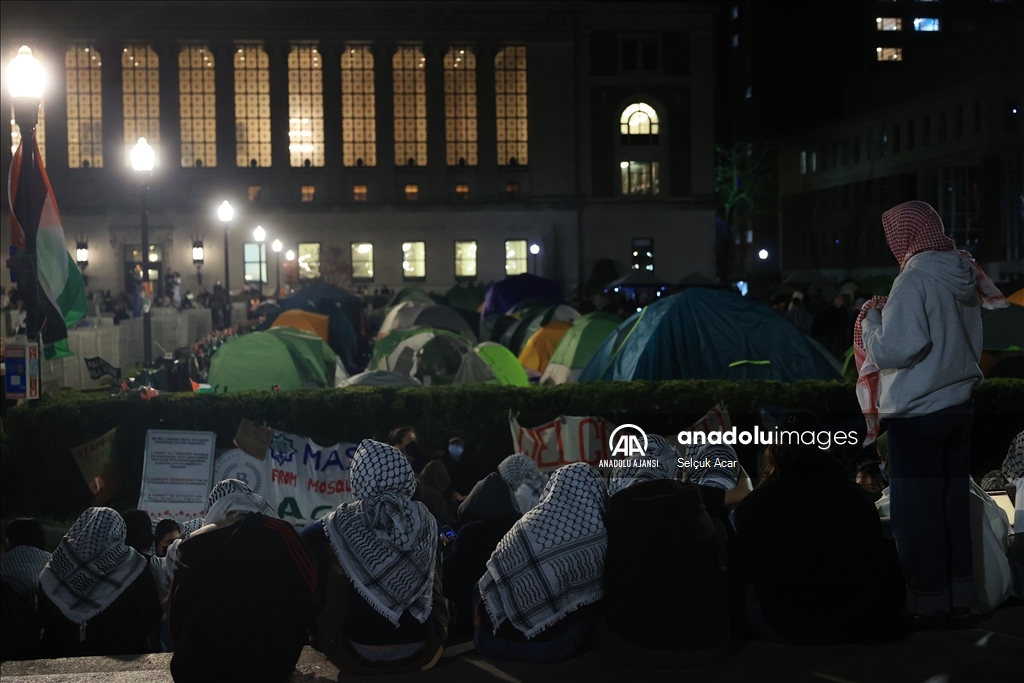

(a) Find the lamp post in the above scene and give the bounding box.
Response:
[217,200,234,327]
[529,243,540,275]
[7,46,45,342]
[131,137,155,366]
[192,240,205,284]
[272,239,282,298]
[253,225,266,296]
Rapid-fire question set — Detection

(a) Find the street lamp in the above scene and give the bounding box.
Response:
[217,200,234,326]
[272,239,282,297]
[192,239,205,284]
[529,243,540,274]
[253,226,266,295]
[131,137,155,366]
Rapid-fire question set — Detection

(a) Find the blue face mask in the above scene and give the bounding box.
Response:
[448,444,464,459]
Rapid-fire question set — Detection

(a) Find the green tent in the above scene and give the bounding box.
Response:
[443,283,486,312]
[265,327,343,385]
[540,312,622,384]
[371,328,473,385]
[500,304,580,355]
[209,331,334,392]
[389,286,436,308]
[455,342,530,386]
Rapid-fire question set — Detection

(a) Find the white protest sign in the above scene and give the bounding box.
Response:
[509,412,615,471]
[139,430,216,522]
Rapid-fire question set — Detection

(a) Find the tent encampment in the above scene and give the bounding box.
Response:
[208,328,342,392]
[278,281,364,372]
[579,288,841,383]
[270,309,330,342]
[540,312,622,384]
[455,342,530,386]
[499,304,580,355]
[518,320,572,374]
[339,370,422,387]
[481,274,563,320]
[443,283,486,313]
[371,328,473,385]
[377,302,478,342]
[389,286,436,308]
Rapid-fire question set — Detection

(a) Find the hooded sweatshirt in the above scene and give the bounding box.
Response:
[861,250,983,417]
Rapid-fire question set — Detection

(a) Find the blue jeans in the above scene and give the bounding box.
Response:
[886,400,975,616]
[474,621,589,664]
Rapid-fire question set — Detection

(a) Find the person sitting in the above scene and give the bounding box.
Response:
[1,518,50,599]
[153,519,181,559]
[169,481,317,683]
[38,507,162,657]
[120,509,155,556]
[303,440,447,674]
[442,473,521,637]
[416,460,456,529]
[497,453,548,514]
[595,436,730,667]
[442,431,487,505]
[475,462,608,664]
[388,425,430,474]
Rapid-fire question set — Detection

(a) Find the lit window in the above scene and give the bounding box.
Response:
[444,47,478,166]
[122,44,160,167]
[496,46,528,166]
[732,35,739,47]
[297,243,320,280]
[10,102,45,164]
[341,44,376,167]
[913,18,940,32]
[811,151,817,172]
[393,45,427,166]
[455,183,470,199]
[234,43,271,167]
[353,184,368,201]
[248,185,262,202]
[288,44,324,168]
[178,45,216,168]
[243,242,267,284]
[876,47,903,62]
[455,240,478,279]
[620,102,660,143]
[402,241,426,280]
[620,160,660,195]
[301,185,315,202]
[631,238,654,272]
[505,240,528,275]
[351,243,374,280]
[506,182,520,199]
[66,44,102,168]
[745,86,752,99]
[405,184,419,200]
[800,151,807,174]
[876,18,902,31]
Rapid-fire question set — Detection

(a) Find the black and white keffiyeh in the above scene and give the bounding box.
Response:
[498,453,546,492]
[40,507,147,629]
[479,462,608,639]
[179,518,205,539]
[607,434,679,497]
[681,443,740,489]
[0,545,51,597]
[323,440,436,627]
[1002,431,1024,484]
[203,479,274,525]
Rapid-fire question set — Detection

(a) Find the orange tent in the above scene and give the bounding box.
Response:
[1007,288,1024,307]
[270,309,330,342]
[518,320,571,373]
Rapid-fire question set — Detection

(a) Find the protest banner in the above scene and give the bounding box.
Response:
[233,419,274,460]
[138,430,216,522]
[70,428,121,504]
[83,356,121,381]
[509,412,615,471]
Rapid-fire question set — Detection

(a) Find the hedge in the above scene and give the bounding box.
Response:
[4,379,1023,519]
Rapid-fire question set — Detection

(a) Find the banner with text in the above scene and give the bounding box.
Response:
[509,412,616,471]
[138,430,216,522]
[70,428,121,504]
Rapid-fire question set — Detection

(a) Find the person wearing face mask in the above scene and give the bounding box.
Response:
[388,426,430,474]
[442,432,487,505]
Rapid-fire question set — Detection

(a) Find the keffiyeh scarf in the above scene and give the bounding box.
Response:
[682,443,740,489]
[607,434,678,497]
[0,545,51,597]
[854,201,1007,444]
[203,479,274,525]
[1003,431,1024,484]
[479,462,608,639]
[323,440,436,626]
[499,453,548,494]
[40,508,147,632]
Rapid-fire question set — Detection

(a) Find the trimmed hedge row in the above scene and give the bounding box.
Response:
[5,379,1023,519]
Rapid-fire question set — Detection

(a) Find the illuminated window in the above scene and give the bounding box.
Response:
[353,184,368,201]
[506,182,520,199]
[800,151,807,175]
[351,242,374,281]
[66,44,102,168]
[248,185,262,202]
[301,185,315,202]
[10,102,45,164]
[913,18,940,32]
[455,183,470,199]
[631,238,654,272]
[122,44,160,167]
[288,44,324,168]
[244,242,267,284]
[342,44,376,167]
[505,240,528,275]
[455,240,477,279]
[620,103,659,143]
[876,18,902,31]
[444,47,477,166]
[620,161,659,195]
[495,46,528,166]
[402,241,426,280]
[393,45,427,166]
[405,184,419,200]
[297,242,320,280]
[876,47,903,62]
[234,43,271,167]
[178,45,216,168]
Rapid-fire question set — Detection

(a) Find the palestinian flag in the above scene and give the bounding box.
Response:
[8,136,87,359]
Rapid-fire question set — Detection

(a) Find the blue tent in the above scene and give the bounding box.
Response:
[580,288,841,383]
[276,281,364,373]
[481,274,563,320]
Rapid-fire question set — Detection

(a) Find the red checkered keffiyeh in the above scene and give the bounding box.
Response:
[853,201,1007,444]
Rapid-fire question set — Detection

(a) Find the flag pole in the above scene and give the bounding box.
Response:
[11,96,41,343]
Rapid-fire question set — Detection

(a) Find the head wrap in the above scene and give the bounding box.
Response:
[458,473,521,525]
[682,443,740,489]
[1002,431,1024,484]
[607,434,678,497]
[479,462,608,639]
[40,508,147,635]
[0,545,51,597]
[498,453,546,492]
[323,440,436,626]
[203,479,274,525]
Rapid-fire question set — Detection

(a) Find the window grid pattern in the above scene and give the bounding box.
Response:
[444,47,477,166]
[620,102,660,142]
[351,243,374,280]
[621,161,660,196]
[342,45,377,167]
[243,242,267,284]
[876,47,903,62]
[178,45,216,168]
[393,46,427,166]
[11,102,45,165]
[288,44,324,167]
[455,241,478,279]
[234,44,271,167]
[403,241,426,279]
[505,240,528,276]
[66,44,102,168]
[495,46,528,166]
[939,166,981,250]
[122,44,160,167]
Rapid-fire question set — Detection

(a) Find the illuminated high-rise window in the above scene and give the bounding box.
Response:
[288,44,324,168]
[876,47,903,62]
[402,241,426,280]
[122,44,160,167]
[234,43,271,167]
[393,45,427,166]
[444,47,477,166]
[505,240,528,275]
[66,44,102,168]
[876,18,902,31]
[351,242,374,281]
[455,241,477,279]
[495,46,528,166]
[341,44,376,167]
[178,45,216,168]
[10,103,45,164]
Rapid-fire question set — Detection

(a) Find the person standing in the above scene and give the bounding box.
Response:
[856,200,1007,626]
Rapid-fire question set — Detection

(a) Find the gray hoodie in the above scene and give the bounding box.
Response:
[861,250,983,417]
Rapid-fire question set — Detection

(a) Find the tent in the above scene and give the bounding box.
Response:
[371,328,473,385]
[389,286,436,308]
[540,312,622,385]
[270,309,329,342]
[518,320,572,374]
[266,327,346,385]
[275,282,362,372]
[340,370,422,387]
[1007,288,1024,307]
[481,273,563,320]
[580,288,841,383]
[481,314,517,343]
[499,304,580,355]
[982,306,1024,350]
[443,283,486,313]
[208,328,340,392]
[455,342,530,386]
[377,302,478,342]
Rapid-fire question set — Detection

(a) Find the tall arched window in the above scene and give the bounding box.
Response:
[618,101,663,196]
[620,102,659,143]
